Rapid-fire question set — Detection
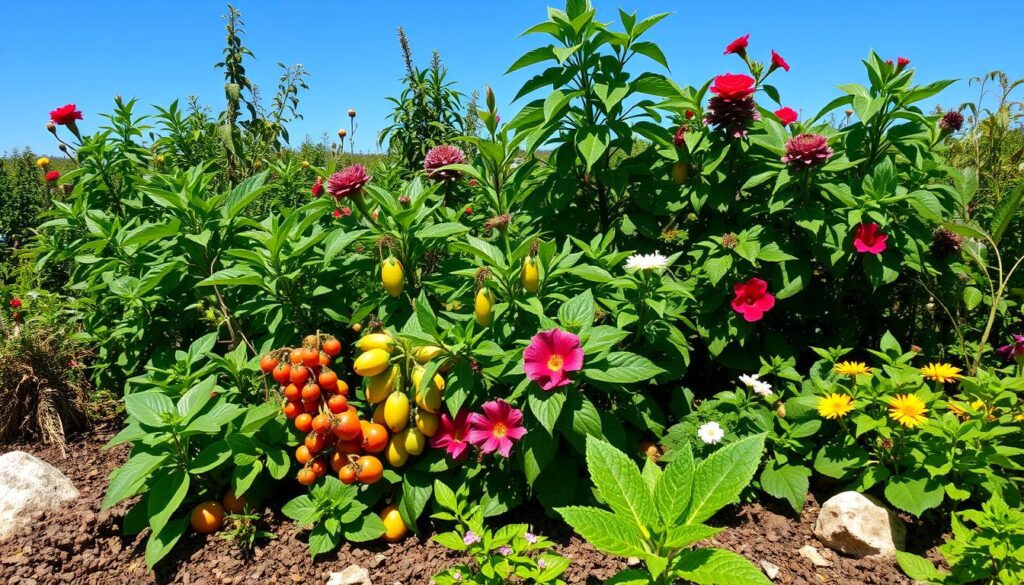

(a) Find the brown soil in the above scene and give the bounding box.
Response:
[0,428,936,585]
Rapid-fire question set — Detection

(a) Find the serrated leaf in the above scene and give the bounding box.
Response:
[759,463,810,513]
[557,506,648,557]
[685,434,766,524]
[586,438,657,529]
[673,547,771,585]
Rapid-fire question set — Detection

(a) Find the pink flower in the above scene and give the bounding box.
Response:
[431,410,472,461]
[469,179,478,187]
[423,145,466,182]
[467,400,527,457]
[997,335,1024,363]
[326,164,371,199]
[311,177,324,197]
[523,328,585,391]
[731,278,775,323]
[465,207,474,215]
[709,73,756,100]
[852,223,888,254]
[774,107,798,126]
[9,298,22,309]
[781,134,833,169]
[724,34,750,56]
[341,207,352,216]
[49,104,82,126]
[332,209,342,219]
[673,125,686,148]
[770,50,790,72]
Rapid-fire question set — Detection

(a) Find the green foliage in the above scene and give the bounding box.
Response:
[221,509,277,550]
[281,476,387,558]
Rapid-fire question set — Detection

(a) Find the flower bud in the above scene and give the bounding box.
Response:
[47,123,56,133]
[348,109,356,118]
[398,195,411,207]
[486,86,496,112]
[338,128,347,139]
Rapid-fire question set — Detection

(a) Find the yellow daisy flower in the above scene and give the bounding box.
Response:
[888,394,928,428]
[35,157,49,168]
[834,361,871,376]
[920,362,962,383]
[818,393,854,419]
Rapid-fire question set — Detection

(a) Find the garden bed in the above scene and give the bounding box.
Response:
[0,428,936,585]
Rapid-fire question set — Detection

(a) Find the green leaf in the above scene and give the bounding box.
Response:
[557,506,648,557]
[144,515,188,569]
[990,183,1024,244]
[673,548,771,585]
[605,569,654,585]
[417,222,470,239]
[586,438,657,529]
[664,524,722,548]
[147,470,190,534]
[585,352,665,384]
[685,434,766,524]
[759,463,810,513]
[125,391,175,427]
[895,551,947,582]
[962,287,982,311]
[655,445,694,524]
[557,289,595,329]
[189,439,232,473]
[398,471,432,530]
[433,480,458,513]
[103,451,169,510]
[308,521,342,558]
[223,171,270,220]
[282,495,321,527]
[322,228,369,263]
[884,475,944,516]
[631,41,669,70]
[576,126,610,171]
[342,513,387,542]
[529,389,566,434]
[506,46,557,73]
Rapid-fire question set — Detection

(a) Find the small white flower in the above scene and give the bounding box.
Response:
[738,373,760,388]
[697,421,725,445]
[625,251,669,271]
[26,291,41,299]
[453,572,462,581]
[751,380,773,397]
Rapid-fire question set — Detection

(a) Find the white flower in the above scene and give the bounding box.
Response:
[697,421,725,445]
[625,251,669,271]
[751,380,773,397]
[738,373,760,388]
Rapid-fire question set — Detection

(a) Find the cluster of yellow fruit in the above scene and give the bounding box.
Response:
[353,332,448,469]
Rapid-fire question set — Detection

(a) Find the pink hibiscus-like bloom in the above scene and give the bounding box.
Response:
[423,145,466,182]
[781,134,833,169]
[724,34,749,56]
[49,104,83,126]
[430,409,472,462]
[770,50,790,72]
[523,328,585,391]
[326,164,371,199]
[997,335,1024,363]
[467,400,527,458]
[852,223,888,254]
[774,107,799,126]
[731,277,775,323]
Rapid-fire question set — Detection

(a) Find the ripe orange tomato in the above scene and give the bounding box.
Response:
[302,400,318,414]
[338,438,363,455]
[319,351,332,367]
[327,394,348,414]
[336,380,350,397]
[222,489,249,515]
[322,338,341,357]
[310,458,328,478]
[305,433,327,453]
[190,501,225,534]
[295,413,313,433]
[312,413,333,434]
[283,401,302,419]
[289,365,310,385]
[318,369,338,389]
[362,423,389,454]
[272,363,291,385]
[338,465,357,485]
[303,334,318,347]
[260,355,278,374]
[355,455,384,484]
[330,450,347,472]
[302,383,321,402]
[334,411,362,440]
[296,468,316,485]
[301,347,320,368]
[295,444,313,465]
[283,383,301,401]
[289,350,303,365]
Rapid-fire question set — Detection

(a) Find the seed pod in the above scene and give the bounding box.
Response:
[355,333,395,354]
[415,410,439,437]
[521,256,540,293]
[385,438,408,467]
[366,365,398,404]
[474,288,495,327]
[672,161,690,185]
[400,428,426,455]
[414,345,446,364]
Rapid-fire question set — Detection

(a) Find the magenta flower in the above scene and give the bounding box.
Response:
[997,335,1024,363]
[523,328,585,391]
[423,145,466,182]
[852,223,888,255]
[731,277,776,323]
[467,400,527,457]
[430,409,472,461]
[781,134,833,169]
[326,164,371,199]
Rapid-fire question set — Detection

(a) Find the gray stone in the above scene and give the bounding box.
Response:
[759,560,780,580]
[813,491,906,558]
[0,452,79,542]
[326,565,371,585]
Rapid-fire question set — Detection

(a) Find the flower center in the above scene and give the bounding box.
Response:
[454,430,464,441]
[547,354,564,371]
[492,423,507,438]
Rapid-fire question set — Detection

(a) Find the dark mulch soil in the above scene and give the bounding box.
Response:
[0,428,938,584]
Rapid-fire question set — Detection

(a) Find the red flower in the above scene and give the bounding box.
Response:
[709,74,756,100]
[770,50,790,72]
[685,110,695,119]
[465,207,474,215]
[897,56,910,69]
[49,104,82,126]
[332,209,342,219]
[311,177,324,197]
[9,298,21,309]
[341,207,352,216]
[724,34,750,56]
[939,110,964,133]
[468,179,478,187]
[423,145,466,182]
[781,134,833,169]
[431,410,472,462]
[885,59,894,65]
[731,278,775,323]
[774,107,799,126]
[852,223,888,255]
[326,164,371,199]
[673,125,686,148]
[45,170,60,182]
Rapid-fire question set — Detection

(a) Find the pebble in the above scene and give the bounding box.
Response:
[799,545,833,567]
[760,560,780,580]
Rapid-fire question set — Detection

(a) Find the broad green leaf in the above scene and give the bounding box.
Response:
[147,470,190,534]
[655,445,694,524]
[585,352,665,384]
[685,434,766,524]
[281,495,320,527]
[308,521,342,558]
[884,475,944,516]
[673,548,771,585]
[557,506,648,557]
[103,451,170,510]
[398,471,432,530]
[586,438,657,530]
[759,463,810,513]
[125,391,176,428]
[144,515,188,569]
[342,512,387,542]
[895,551,947,581]
[664,524,721,548]
[576,126,610,171]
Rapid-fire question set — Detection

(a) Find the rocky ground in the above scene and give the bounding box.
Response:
[0,426,940,584]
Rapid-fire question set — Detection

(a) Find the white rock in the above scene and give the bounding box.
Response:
[798,545,833,567]
[0,451,79,542]
[326,565,371,585]
[759,560,780,580]
[813,491,906,558]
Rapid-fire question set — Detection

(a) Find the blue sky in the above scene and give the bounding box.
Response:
[1,1,1020,156]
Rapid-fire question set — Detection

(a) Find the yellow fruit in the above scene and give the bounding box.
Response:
[381,256,404,297]
[380,504,407,542]
[354,348,391,377]
[474,288,495,327]
[385,438,409,467]
[372,402,387,425]
[384,392,410,432]
[414,345,446,364]
[672,161,690,185]
[366,365,398,404]
[415,410,439,437]
[400,428,427,455]
[416,386,442,414]
[355,333,395,354]
[521,256,540,293]
[411,367,445,393]
[189,501,225,534]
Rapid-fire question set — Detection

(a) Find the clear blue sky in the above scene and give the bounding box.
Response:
[1,1,1020,156]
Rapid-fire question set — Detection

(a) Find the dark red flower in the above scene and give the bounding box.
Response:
[852,223,888,255]
[731,278,775,323]
[49,104,82,126]
[897,56,910,69]
[774,107,799,126]
[465,207,474,215]
[9,298,21,309]
[423,145,466,181]
[709,73,756,100]
[326,164,371,199]
[311,177,324,197]
[997,335,1024,363]
[770,50,790,72]
[931,228,963,258]
[673,125,686,148]
[468,179,478,187]
[939,110,964,133]
[45,170,60,182]
[685,110,695,119]
[724,34,750,56]
[781,134,833,169]
[332,209,342,219]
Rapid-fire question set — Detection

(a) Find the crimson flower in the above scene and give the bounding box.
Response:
[465,207,474,215]
[45,170,60,182]
[939,111,964,133]
[852,223,888,254]
[431,410,472,461]
[731,278,775,323]
[468,179,478,187]
[340,207,352,216]
[326,164,371,199]
[685,110,695,119]
[709,73,756,100]
[49,104,82,126]
[997,335,1024,363]
[724,34,750,56]
[897,56,910,68]
[774,107,799,126]
[466,400,527,458]
[424,145,466,182]
[706,74,759,137]
[523,328,585,391]
[770,50,790,72]
[311,177,324,197]
[673,125,686,148]
[332,209,342,219]
[9,298,22,309]
[781,134,833,169]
